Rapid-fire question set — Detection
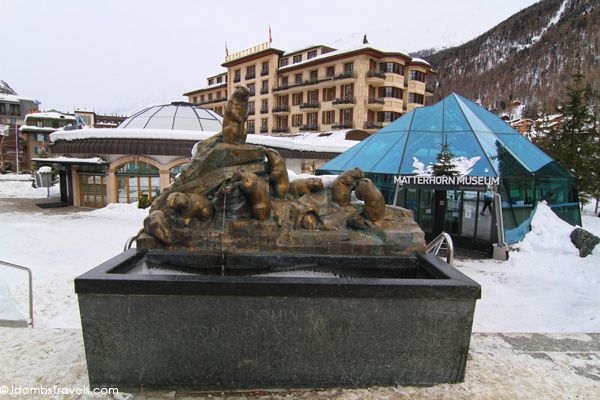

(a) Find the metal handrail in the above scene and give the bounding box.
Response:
[426,232,455,266]
[124,236,137,252]
[0,260,33,327]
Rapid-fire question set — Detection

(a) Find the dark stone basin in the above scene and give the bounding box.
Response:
[75,250,480,391]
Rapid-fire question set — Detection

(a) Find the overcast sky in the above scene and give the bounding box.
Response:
[2,0,539,115]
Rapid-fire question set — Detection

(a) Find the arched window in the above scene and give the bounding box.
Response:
[115,161,160,204]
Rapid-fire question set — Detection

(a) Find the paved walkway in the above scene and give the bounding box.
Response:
[1,328,598,399]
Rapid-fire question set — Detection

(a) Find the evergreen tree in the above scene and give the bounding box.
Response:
[433,141,459,176]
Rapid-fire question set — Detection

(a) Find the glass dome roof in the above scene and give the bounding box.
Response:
[119,102,223,131]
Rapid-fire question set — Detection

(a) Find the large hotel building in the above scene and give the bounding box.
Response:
[183,42,435,135]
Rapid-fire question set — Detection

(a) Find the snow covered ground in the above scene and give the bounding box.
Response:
[1,179,599,333]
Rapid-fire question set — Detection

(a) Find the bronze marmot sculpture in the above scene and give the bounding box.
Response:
[233,170,271,220]
[222,86,250,145]
[331,168,365,206]
[265,148,289,199]
[166,192,213,224]
[289,177,324,198]
[355,178,385,225]
[144,210,176,244]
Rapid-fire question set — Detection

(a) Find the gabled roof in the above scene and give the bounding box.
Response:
[318,93,568,178]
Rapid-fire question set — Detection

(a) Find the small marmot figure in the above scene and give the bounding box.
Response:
[289,178,324,198]
[265,148,289,199]
[331,168,365,206]
[166,192,214,224]
[355,178,385,226]
[222,86,250,145]
[232,170,271,220]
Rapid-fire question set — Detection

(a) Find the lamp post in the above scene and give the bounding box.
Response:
[9,117,19,181]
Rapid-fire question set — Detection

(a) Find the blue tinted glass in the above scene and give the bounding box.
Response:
[457,94,515,134]
[446,131,496,176]
[443,95,471,131]
[370,131,408,174]
[454,95,494,133]
[341,130,407,171]
[495,133,553,172]
[399,131,443,174]
[376,110,415,133]
[471,130,501,173]
[317,138,371,173]
[410,101,443,131]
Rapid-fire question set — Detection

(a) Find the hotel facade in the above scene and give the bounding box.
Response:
[183,43,435,136]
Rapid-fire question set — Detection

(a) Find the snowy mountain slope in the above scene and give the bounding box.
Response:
[418,0,600,114]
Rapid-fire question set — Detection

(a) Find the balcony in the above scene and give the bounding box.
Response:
[260,69,269,76]
[248,109,255,116]
[245,73,256,80]
[300,124,319,131]
[366,71,386,79]
[260,88,269,95]
[273,84,290,92]
[199,97,228,105]
[368,97,385,104]
[364,121,384,130]
[260,107,269,114]
[260,126,268,133]
[334,72,357,81]
[272,105,290,113]
[299,102,320,109]
[332,122,354,129]
[332,97,356,106]
[272,127,290,133]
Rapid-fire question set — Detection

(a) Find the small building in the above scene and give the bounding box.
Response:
[318,93,580,251]
[19,111,76,170]
[42,102,362,208]
[74,110,127,128]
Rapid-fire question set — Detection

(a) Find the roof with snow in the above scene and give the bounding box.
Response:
[118,102,223,131]
[318,93,571,178]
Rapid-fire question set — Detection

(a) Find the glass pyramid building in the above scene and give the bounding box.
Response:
[318,93,580,245]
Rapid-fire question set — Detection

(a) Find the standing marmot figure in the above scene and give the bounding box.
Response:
[289,178,324,198]
[331,168,365,206]
[232,170,271,220]
[265,148,289,199]
[222,86,250,145]
[355,178,385,225]
[166,192,214,224]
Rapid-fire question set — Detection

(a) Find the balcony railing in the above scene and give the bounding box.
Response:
[245,73,256,80]
[247,128,255,134]
[272,105,290,113]
[260,69,269,76]
[332,122,354,129]
[300,124,319,131]
[299,102,320,109]
[272,127,290,133]
[234,77,241,83]
[260,107,269,114]
[334,72,357,80]
[273,84,289,92]
[366,71,386,79]
[199,97,228,105]
[364,121,384,129]
[248,90,255,97]
[260,88,269,95]
[248,109,255,115]
[332,97,356,105]
[260,126,268,133]
[368,97,385,104]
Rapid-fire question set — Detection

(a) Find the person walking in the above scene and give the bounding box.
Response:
[481,189,493,216]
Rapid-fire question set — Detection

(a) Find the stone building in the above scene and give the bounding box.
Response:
[20,111,76,170]
[183,42,434,136]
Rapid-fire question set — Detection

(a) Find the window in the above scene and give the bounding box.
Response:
[408,93,424,104]
[116,161,160,204]
[322,110,334,124]
[281,76,288,87]
[309,70,318,82]
[344,62,354,74]
[247,119,255,133]
[280,58,289,67]
[261,80,269,93]
[308,50,317,59]
[326,66,335,77]
[341,84,354,98]
[200,95,205,103]
[292,92,303,106]
[323,87,335,102]
[292,114,303,127]
[208,93,213,101]
[295,73,303,84]
[0,103,6,115]
[9,104,20,116]
[208,78,214,85]
[307,112,318,127]
[277,94,289,107]
[247,101,255,114]
[380,62,403,75]
[216,76,223,83]
[234,69,241,82]
[261,99,269,113]
[52,121,59,128]
[79,174,107,208]
[378,87,402,99]
[246,65,256,79]
[307,90,319,103]
[341,108,353,124]
[261,118,268,128]
[192,96,197,104]
[293,54,302,63]
[216,91,221,99]
[247,83,255,95]
[35,133,46,141]
[214,106,223,115]
[37,121,43,127]
[410,70,426,82]
[261,61,269,75]
[377,111,401,122]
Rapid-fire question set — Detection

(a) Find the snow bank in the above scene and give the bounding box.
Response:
[287,169,338,188]
[0,180,59,198]
[80,202,149,220]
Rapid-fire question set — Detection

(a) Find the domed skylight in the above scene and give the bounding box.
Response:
[119,102,223,131]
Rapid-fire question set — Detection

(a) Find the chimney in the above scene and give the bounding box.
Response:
[363,34,369,44]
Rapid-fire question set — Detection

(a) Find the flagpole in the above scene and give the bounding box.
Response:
[15,120,19,181]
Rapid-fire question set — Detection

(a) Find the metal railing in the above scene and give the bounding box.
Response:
[425,232,454,266]
[124,236,136,251]
[0,260,33,327]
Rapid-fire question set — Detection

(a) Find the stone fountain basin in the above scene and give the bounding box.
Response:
[75,250,480,391]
